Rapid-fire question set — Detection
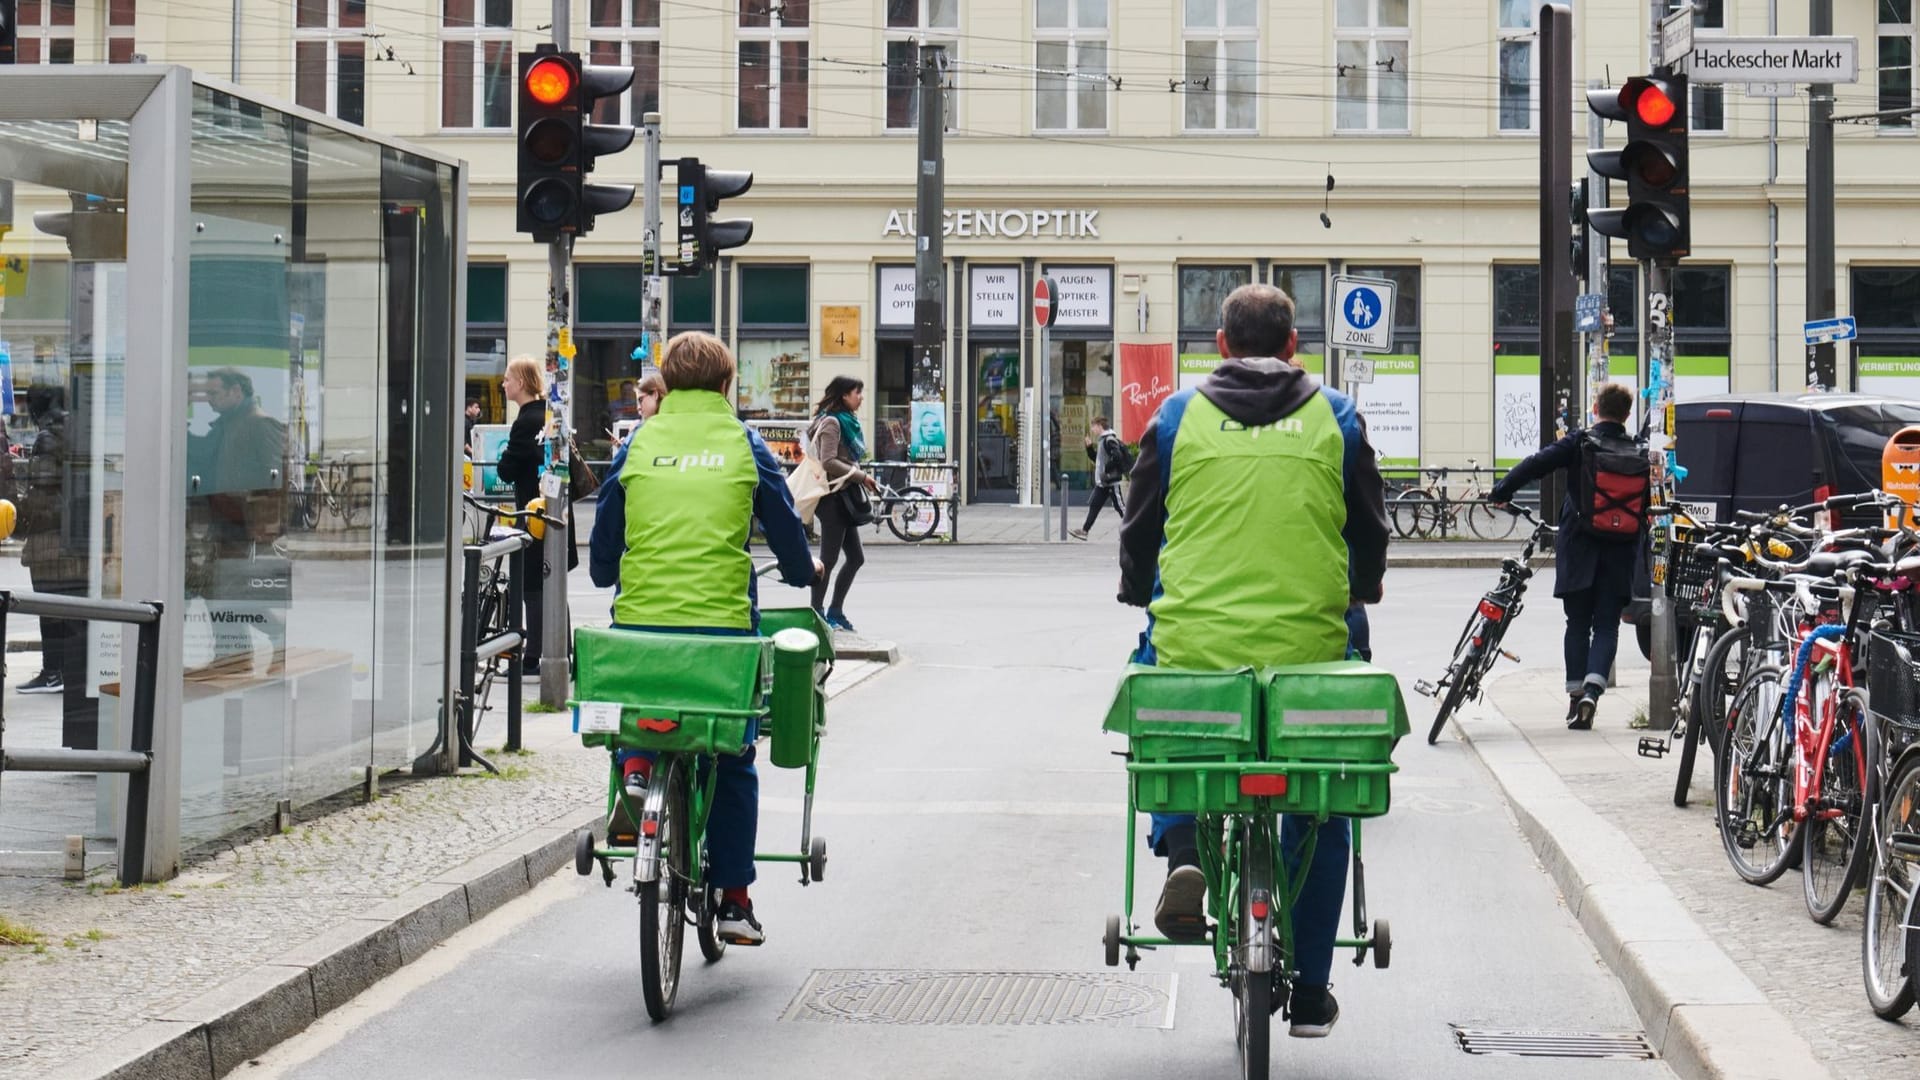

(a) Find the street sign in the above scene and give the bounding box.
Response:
[1659,9,1693,69]
[1685,37,1859,85]
[1575,292,1605,333]
[1331,274,1396,354]
[1803,316,1857,345]
[1746,81,1796,98]
[1033,275,1058,329]
[1344,356,1375,385]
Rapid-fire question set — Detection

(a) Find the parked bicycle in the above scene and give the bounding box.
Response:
[867,466,942,542]
[295,450,372,530]
[1389,461,1520,542]
[1416,505,1553,744]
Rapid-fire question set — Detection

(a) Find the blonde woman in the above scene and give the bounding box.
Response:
[494,355,550,675]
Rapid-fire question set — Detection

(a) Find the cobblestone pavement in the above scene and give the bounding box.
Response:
[0,661,884,1079]
[1481,666,1919,1080]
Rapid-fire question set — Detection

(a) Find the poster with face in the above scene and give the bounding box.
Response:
[910,401,947,461]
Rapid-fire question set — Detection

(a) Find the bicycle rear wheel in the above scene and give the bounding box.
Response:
[885,486,940,542]
[1806,688,1877,924]
[1390,489,1439,540]
[1429,616,1488,744]
[1466,500,1519,541]
[639,761,689,1021]
[1673,622,1729,808]
[1863,749,1920,1019]
[1232,824,1275,1080]
[1716,668,1799,886]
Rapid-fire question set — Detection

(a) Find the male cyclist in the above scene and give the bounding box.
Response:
[1117,283,1389,1037]
[589,332,820,946]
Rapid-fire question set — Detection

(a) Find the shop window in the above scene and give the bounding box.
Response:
[441,0,514,130]
[1344,264,1420,469]
[1851,269,1920,396]
[577,263,644,325]
[670,272,714,330]
[1491,264,1541,466]
[589,0,662,125]
[464,264,507,421]
[1178,264,1251,346]
[1273,263,1325,372]
[739,0,809,130]
[737,265,810,420]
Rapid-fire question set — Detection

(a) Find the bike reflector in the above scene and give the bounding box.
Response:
[1238,774,1290,797]
[1250,899,1271,921]
[1478,599,1507,622]
[635,717,680,733]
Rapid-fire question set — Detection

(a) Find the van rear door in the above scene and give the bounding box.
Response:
[1729,403,1820,515]
[1675,401,1744,521]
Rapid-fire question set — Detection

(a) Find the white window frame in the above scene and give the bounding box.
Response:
[107,0,138,64]
[1691,0,1727,135]
[586,1,661,126]
[1879,1,1915,133]
[440,0,515,132]
[1335,0,1411,134]
[294,3,367,124]
[1034,0,1109,133]
[14,0,77,65]
[1496,0,1535,133]
[738,1,810,132]
[886,0,960,132]
[1181,0,1258,134]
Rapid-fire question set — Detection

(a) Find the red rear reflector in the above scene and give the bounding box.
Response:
[1239,774,1289,797]
[1478,599,1507,621]
[641,819,658,837]
[1706,409,1733,419]
[1250,900,1270,921]
[635,717,678,733]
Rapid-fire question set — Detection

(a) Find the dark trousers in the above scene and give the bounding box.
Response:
[1563,580,1629,696]
[811,496,864,614]
[1081,483,1125,531]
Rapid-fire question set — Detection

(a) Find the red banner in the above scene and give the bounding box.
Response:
[1117,342,1175,443]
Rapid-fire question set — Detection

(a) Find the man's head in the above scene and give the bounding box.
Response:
[1215,284,1298,363]
[661,331,735,395]
[1594,382,1633,424]
[465,399,481,418]
[205,369,254,416]
[1090,415,1110,434]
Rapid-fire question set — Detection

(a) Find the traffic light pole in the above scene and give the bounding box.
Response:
[1537,4,1575,517]
[642,112,663,369]
[1646,259,1677,732]
[913,44,946,491]
[1806,0,1837,391]
[539,0,572,707]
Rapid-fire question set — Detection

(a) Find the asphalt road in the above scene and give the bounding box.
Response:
[253,545,1672,1080]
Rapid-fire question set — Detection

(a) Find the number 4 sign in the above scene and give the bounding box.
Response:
[820,305,861,358]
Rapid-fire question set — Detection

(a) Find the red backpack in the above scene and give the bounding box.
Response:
[1576,429,1651,540]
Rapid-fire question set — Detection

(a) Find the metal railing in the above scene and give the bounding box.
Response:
[0,591,164,887]
[455,533,532,773]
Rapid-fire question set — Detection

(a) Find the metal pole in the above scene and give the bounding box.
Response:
[1806,0,1837,391]
[913,43,947,522]
[1647,261,1678,730]
[506,544,524,753]
[1588,79,1611,420]
[1538,4,1575,516]
[1767,0,1780,391]
[538,0,573,706]
[642,112,663,367]
[1060,472,1069,540]
[121,610,161,885]
[1039,324,1052,538]
[459,547,481,767]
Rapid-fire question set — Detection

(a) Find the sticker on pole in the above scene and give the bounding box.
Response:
[1803,316,1856,345]
[1575,293,1605,333]
[1332,275,1396,353]
[1033,275,1059,329]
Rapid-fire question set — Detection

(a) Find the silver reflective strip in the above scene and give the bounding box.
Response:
[1281,709,1389,727]
[1136,708,1245,726]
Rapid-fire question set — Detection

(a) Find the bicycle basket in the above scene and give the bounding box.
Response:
[1105,665,1261,814]
[1665,536,1721,621]
[1867,629,1920,733]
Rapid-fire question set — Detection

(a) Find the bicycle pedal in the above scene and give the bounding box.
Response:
[1636,737,1669,758]
[1412,679,1437,698]
[1498,649,1522,663]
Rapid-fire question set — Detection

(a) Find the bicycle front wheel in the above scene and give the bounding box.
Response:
[639,760,689,1021]
[1466,500,1520,541]
[1805,688,1877,925]
[1390,489,1438,540]
[1429,616,1487,744]
[885,486,941,542]
[1863,749,1920,1019]
[1232,824,1276,1080]
[1715,667,1799,886]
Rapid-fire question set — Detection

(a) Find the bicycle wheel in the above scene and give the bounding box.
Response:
[1466,500,1519,541]
[1390,489,1438,540]
[1716,667,1799,886]
[1864,750,1920,1018]
[885,486,940,542]
[295,488,321,531]
[1805,688,1878,925]
[1672,623,1727,808]
[1232,824,1275,1080]
[639,761,689,1022]
[1429,616,1487,744]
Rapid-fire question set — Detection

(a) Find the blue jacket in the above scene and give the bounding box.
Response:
[1488,421,1641,598]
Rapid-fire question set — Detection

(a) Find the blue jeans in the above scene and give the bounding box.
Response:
[1562,581,1628,697]
[612,623,760,889]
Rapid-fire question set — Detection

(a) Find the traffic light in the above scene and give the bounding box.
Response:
[1569,178,1589,282]
[34,194,127,261]
[671,158,753,276]
[1585,75,1690,261]
[515,47,636,241]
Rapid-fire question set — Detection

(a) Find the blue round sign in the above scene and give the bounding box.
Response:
[1345,287,1382,331]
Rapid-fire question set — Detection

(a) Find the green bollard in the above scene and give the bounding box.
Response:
[768,627,820,769]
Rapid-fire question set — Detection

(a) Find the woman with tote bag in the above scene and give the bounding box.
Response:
[806,376,876,632]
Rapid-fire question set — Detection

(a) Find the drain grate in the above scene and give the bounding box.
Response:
[1454,1027,1658,1059]
[780,969,1177,1028]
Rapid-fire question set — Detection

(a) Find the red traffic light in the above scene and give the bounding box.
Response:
[525,57,575,106]
[1634,85,1677,126]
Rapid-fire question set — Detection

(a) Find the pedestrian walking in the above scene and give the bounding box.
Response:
[807,376,876,633]
[1071,415,1129,540]
[1488,382,1650,730]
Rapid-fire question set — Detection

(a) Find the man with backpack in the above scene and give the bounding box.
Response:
[1070,416,1130,540]
[1488,383,1650,730]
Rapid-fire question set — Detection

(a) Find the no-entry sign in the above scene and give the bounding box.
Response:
[1034,275,1059,329]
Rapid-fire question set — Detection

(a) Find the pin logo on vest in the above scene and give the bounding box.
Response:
[651,451,730,472]
[1220,418,1305,436]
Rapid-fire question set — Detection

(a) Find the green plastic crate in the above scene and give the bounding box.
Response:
[571,627,771,755]
[1105,665,1260,813]
[1260,661,1408,818]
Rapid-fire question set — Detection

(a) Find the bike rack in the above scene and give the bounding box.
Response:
[450,534,533,773]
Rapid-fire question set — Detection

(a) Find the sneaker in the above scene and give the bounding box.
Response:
[1569,692,1598,731]
[1286,984,1340,1038]
[716,899,766,946]
[1565,695,1581,723]
[1153,864,1208,942]
[825,610,857,634]
[17,671,62,695]
[1070,528,1089,541]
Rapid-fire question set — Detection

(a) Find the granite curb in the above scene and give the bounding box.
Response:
[1453,674,1834,1080]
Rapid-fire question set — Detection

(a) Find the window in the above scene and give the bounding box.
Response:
[441,0,513,130]
[589,0,661,126]
[1497,0,1534,132]
[738,266,812,420]
[296,0,366,125]
[465,264,508,423]
[1492,264,1543,466]
[738,0,809,130]
[1852,267,1920,395]
[1671,265,1732,395]
[1273,264,1325,356]
[12,0,76,65]
[1693,0,1726,133]
[1178,265,1252,360]
[108,0,137,64]
[1182,0,1257,132]
[1336,0,1409,132]
[1881,0,1914,130]
[1035,0,1108,132]
[886,1,959,130]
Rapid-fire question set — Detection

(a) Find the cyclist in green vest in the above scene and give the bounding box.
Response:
[588,331,820,946]
[1117,283,1389,1037]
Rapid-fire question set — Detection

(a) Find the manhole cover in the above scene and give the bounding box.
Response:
[1453,1027,1657,1059]
[780,970,1177,1028]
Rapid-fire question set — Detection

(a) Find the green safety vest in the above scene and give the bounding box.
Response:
[1149,391,1351,669]
[614,390,760,629]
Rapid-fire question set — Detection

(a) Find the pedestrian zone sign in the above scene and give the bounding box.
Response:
[1332,275,1396,354]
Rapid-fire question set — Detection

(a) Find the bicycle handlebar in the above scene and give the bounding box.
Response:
[462,492,565,530]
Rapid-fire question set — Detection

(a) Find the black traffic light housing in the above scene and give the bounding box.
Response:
[671,158,753,276]
[34,194,127,261]
[1585,74,1690,261]
[2,0,17,66]
[1569,178,1589,283]
[515,46,636,241]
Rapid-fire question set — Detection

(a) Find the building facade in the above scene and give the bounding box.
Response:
[30,0,1920,498]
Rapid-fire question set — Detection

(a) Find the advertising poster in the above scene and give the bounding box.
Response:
[1494,354,1541,469]
[1177,352,1218,390]
[909,401,948,461]
[1856,356,1920,398]
[1117,342,1174,442]
[1351,355,1420,469]
[472,423,513,496]
[1674,355,1730,401]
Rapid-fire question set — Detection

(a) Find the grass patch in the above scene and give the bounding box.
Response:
[526,701,562,714]
[0,917,47,948]
[1629,707,1652,730]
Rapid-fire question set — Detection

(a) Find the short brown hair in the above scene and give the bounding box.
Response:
[1594,382,1634,423]
[661,331,736,393]
[1091,415,1110,428]
[1221,283,1296,359]
[636,373,666,400]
